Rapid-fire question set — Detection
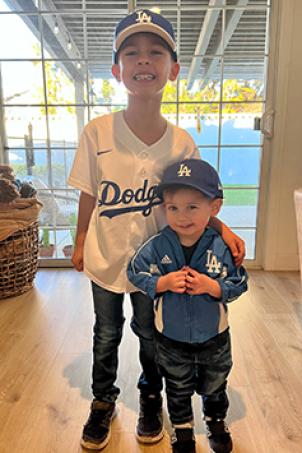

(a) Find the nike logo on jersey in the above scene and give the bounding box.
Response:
[97,148,113,155]
[98,179,162,218]
[161,255,172,264]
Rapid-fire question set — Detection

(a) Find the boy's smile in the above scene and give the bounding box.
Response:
[133,73,155,81]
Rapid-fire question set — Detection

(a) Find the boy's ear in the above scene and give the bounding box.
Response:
[169,62,180,82]
[112,64,121,81]
[210,198,223,217]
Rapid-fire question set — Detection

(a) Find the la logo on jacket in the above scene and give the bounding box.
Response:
[205,249,221,274]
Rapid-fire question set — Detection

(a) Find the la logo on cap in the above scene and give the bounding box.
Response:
[177,164,191,177]
[136,11,152,23]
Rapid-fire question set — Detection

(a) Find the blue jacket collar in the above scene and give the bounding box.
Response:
[161,224,217,244]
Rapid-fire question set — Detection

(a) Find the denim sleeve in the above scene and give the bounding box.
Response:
[216,251,248,303]
[127,240,160,300]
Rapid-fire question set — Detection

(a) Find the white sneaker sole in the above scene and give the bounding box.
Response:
[80,426,111,451]
[135,427,164,444]
[80,408,118,451]
[209,450,233,453]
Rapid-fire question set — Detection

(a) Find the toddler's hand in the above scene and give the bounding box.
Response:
[158,269,188,293]
[185,268,221,298]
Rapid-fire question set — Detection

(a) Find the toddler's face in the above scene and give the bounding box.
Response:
[163,188,221,244]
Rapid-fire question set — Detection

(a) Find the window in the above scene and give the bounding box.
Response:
[0,0,271,262]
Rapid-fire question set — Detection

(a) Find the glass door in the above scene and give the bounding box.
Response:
[0,0,271,264]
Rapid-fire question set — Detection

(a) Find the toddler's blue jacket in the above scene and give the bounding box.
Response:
[127,226,248,343]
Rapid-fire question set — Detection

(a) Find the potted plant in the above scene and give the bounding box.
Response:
[39,228,55,257]
[62,228,76,257]
[62,213,77,257]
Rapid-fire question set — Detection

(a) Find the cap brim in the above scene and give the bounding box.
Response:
[156,181,222,199]
[114,22,176,53]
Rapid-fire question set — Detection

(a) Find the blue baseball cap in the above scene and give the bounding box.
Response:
[113,9,177,63]
[157,159,224,199]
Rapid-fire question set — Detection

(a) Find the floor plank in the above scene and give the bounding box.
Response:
[0,269,301,452]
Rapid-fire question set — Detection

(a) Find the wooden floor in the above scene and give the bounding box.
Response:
[0,270,302,453]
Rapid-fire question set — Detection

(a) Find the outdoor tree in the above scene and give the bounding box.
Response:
[222,79,263,113]
[101,79,115,104]
[33,61,76,115]
[161,78,263,115]
[32,43,76,115]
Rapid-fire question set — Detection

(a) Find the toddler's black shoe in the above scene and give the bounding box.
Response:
[171,428,196,453]
[205,417,233,453]
[136,393,164,443]
[80,400,116,450]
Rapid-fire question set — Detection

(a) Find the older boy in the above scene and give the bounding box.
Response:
[128,159,248,453]
[68,9,245,451]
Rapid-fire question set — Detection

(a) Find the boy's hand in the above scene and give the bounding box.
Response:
[71,244,84,272]
[222,229,245,267]
[156,269,187,294]
[186,268,222,298]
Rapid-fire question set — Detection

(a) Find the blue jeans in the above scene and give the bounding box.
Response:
[91,282,162,403]
[155,329,232,426]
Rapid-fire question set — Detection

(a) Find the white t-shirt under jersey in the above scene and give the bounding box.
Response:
[68,110,200,293]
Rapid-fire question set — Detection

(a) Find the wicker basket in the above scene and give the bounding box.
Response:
[0,221,39,299]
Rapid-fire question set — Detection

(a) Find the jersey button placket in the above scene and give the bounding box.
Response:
[140,151,148,177]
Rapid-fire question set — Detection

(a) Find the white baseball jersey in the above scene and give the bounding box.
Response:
[68,110,200,293]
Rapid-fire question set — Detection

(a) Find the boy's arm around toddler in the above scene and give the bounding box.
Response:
[198,247,248,304]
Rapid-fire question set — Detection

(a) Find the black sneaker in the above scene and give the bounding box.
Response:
[171,428,196,453]
[80,400,116,450]
[205,417,233,453]
[136,393,164,444]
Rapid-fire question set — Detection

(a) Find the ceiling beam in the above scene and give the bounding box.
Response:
[187,0,224,90]
[128,0,136,13]
[200,0,249,89]
[4,0,84,81]
[187,0,249,90]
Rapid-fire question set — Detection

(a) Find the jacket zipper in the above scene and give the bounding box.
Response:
[188,293,192,343]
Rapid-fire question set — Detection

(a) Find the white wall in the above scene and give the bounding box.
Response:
[261,0,302,270]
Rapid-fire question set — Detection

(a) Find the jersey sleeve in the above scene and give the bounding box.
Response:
[67,123,98,197]
[127,237,161,299]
